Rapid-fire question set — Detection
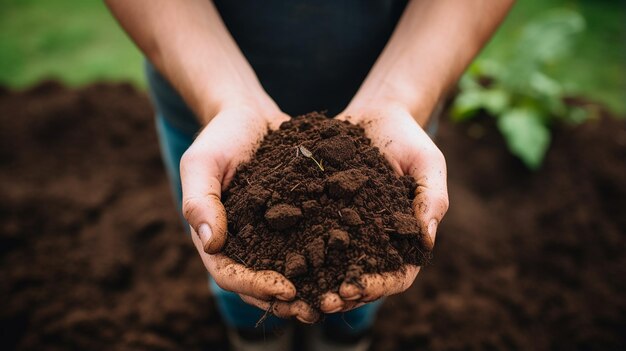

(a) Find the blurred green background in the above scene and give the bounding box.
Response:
[0,0,624,113]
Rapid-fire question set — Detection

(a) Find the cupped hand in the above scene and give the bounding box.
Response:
[320,103,449,313]
[181,102,319,323]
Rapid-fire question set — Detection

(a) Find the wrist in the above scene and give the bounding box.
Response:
[344,79,439,127]
[198,86,283,126]
[342,91,435,128]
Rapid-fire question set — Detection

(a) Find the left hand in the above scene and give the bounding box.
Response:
[181,102,319,323]
[319,102,449,313]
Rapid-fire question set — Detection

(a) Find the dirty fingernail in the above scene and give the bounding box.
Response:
[198,223,212,252]
[276,293,292,301]
[326,306,343,313]
[343,293,362,301]
[297,315,316,324]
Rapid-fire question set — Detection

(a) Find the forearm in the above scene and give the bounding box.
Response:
[105,0,273,123]
[347,0,515,125]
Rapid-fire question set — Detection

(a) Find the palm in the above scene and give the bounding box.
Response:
[181,106,319,323]
[319,106,448,313]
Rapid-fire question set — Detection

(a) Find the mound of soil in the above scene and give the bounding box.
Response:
[222,113,431,307]
[0,82,227,350]
[0,83,624,350]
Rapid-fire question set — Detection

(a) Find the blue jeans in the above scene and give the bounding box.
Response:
[149,67,382,333]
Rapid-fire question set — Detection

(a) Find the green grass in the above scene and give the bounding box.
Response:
[0,0,144,88]
[0,0,623,113]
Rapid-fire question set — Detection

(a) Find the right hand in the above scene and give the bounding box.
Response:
[319,103,448,314]
[181,100,320,323]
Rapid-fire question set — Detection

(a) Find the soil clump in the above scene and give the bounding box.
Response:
[222,113,431,308]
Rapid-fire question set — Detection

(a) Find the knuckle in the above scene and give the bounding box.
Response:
[252,273,271,295]
[180,149,199,171]
[275,304,294,318]
[182,196,202,221]
[440,195,450,213]
[435,192,450,215]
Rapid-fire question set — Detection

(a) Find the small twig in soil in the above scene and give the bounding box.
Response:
[255,300,276,328]
[383,227,395,233]
[271,162,284,172]
[234,254,246,265]
[290,182,301,192]
[373,197,392,215]
[337,210,342,217]
[355,254,366,263]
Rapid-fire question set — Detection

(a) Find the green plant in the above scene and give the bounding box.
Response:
[298,145,325,171]
[452,9,588,169]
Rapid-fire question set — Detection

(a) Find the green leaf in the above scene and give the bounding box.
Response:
[567,106,589,124]
[529,71,562,97]
[501,9,585,92]
[481,89,510,115]
[451,88,510,121]
[474,59,504,79]
[451,90,482,121]
[458,72,481,90]
[497,108,551,170]
[517,9,586,64]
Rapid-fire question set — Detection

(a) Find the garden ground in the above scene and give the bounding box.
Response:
[0,83,624,350]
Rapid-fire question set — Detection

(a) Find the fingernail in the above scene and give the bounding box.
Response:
[326,306,343,314]
[276,293,292,302]
[425,220,437,249]
[343,294,362,301]
[296,315,316,324]
[198,223,212,252]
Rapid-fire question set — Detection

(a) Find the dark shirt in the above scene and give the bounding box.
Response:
[146,0,408,135]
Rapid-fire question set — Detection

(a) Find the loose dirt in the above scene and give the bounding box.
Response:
[1,83,624,350]
[222,113,431,307]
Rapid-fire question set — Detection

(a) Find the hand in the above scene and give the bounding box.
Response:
[320,102,449,313]
[181,101,319,323]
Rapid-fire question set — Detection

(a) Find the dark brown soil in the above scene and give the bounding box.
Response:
[1,83,625,350]
[222,113,431,307]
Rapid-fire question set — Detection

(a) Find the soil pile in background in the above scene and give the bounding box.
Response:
[0,83,624,350]
[222,113,431,307]
[0,82,227,350]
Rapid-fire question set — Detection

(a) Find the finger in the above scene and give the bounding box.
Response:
[320,292,367,314]
[338,283,362,301]
[320,292,345,313]
[340,300,366,312]
[240,295,320,324]
[197,248,296,301]
[180,149,227,254]
[409,136,449,247]
[339,265,420,302]
[276,300,320,324]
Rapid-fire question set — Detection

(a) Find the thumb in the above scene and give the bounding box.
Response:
[410,147,449,250]
[180,151,228,254]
